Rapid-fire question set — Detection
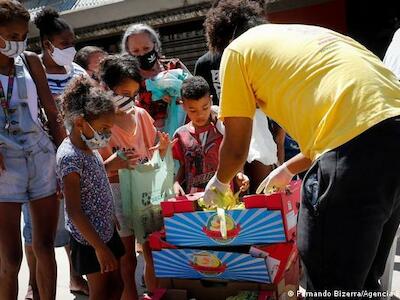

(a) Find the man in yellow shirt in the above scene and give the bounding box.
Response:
[203,0,400,295]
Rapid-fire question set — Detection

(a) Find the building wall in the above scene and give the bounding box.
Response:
[267,0,347,33]
[28,0,210,38]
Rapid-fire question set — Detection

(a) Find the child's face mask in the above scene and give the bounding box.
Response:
[80,121,111,150]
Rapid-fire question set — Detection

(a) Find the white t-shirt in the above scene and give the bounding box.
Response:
[383,28,400,80]
[0,61,39,123]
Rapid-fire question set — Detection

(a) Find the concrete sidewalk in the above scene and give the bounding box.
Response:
[17,238,400,300]
[17,247,146,300]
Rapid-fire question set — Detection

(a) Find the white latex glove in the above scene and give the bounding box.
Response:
[256,162,295,194]
[203,174,231,205]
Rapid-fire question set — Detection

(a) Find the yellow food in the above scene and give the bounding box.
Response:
[198,188,244,210]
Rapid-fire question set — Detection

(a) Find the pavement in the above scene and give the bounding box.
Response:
[17,231,400,300]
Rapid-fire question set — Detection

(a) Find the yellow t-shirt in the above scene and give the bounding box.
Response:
[219,24,400,161]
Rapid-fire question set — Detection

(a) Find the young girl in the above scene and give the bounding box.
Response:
[57,75,123,300]
[98,54,172,299]
[0,1,66,299]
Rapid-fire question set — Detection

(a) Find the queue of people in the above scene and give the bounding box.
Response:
[0,0,400,299]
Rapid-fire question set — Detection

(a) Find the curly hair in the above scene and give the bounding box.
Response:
[204,0,266,53]
[0,0,30,26]
[181,76,210,101]
[34,7,72,44]
[75,46,107,70]
[61,75,115,128]
[99,54,142,89]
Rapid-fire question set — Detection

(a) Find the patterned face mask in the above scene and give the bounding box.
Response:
[113,94,135,113]
[0,36,27,58]
[81,122,111,150]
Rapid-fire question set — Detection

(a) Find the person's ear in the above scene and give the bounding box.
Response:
[74,115,85,132]
[43,39,53,53]
[209,95,213,105]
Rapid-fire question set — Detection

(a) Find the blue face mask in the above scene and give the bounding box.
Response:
[80,122,111,150]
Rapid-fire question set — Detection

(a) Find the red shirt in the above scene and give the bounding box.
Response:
[173,122,223,193]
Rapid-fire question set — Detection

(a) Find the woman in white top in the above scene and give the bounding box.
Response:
[0,1,66,299]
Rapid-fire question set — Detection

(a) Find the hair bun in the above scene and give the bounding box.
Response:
[34,7,60,30]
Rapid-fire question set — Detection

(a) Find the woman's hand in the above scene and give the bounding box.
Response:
[162,95,172,104]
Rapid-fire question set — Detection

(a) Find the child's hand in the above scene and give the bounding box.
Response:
[95,244,119,273]
[235,172,250,193]
[0,153,5,176]
[149,132,178,156]
[173,181,185,196]
[105,150,140,171]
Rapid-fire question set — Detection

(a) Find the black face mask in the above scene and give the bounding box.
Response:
[136,48,158,70]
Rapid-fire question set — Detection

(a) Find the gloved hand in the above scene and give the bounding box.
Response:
[203,174,231,205]
[256,162,295,194]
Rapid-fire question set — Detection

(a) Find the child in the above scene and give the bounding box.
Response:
[98,54,172,298]
[173,76,249,195]
[56,75,123,300]
[22,8,89,298]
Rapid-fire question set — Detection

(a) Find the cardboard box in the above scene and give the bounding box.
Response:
[251,242,298,283]
[162,181,301,247]
[150,233,298,285]
[169,279,273,300]
[152,248,271,283]
[158,254,300,300]
[243,180,302,242]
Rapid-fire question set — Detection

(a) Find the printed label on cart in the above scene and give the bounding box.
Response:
[190,252,227,276]
[202,213,241,244]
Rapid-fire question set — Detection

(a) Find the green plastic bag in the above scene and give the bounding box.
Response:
[119,147,174,243]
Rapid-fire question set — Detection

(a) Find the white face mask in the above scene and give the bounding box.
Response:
[0,36,27,58]
[112,94,134,113]
[50,44,76,66]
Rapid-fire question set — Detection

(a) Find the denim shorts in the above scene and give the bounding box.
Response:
[0,136,57,202]
[22,198,70,247]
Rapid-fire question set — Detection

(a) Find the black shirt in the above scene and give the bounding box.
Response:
[194,51,222,105]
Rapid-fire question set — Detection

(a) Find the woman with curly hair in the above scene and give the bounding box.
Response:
[197,0,285,194]
[203,0,400,294]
